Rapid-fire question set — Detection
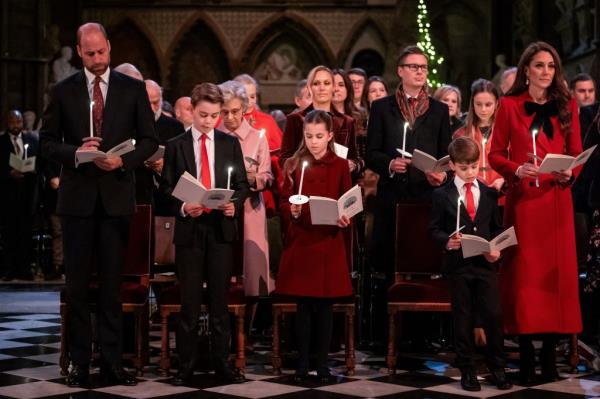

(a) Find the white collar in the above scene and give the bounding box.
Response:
[191,126,214,141]
[84,67,110,85]
[454,175,479,191]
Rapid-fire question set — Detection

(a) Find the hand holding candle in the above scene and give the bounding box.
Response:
[227,166,233,190]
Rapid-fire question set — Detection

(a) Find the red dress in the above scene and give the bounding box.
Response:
[276,150,353,298]
[488,92,583,335]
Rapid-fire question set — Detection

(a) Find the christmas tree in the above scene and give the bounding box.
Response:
[416,0,444,88]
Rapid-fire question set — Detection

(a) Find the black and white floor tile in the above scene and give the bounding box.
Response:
[0,313,599,398]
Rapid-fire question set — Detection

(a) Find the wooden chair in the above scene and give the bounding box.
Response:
[386,203,449,374]
[59,204,152,376]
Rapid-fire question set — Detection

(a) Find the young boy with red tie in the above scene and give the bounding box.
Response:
[429,137,512,392]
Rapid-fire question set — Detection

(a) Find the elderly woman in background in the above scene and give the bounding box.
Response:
[218,80,274,297]
[433,84,464,134]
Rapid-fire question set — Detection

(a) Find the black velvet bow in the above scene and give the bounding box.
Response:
[524,100,558,139]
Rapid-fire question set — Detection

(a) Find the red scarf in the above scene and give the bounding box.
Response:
[395,85,430,128]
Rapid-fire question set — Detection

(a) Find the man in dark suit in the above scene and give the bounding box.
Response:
[40,22,157,387]
[0,110,39,281]
[429,137,510,392]
[136,79,185,215]
[366,44,451,298]
[160,83,249,385]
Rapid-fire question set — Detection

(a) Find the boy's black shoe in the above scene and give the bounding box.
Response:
[66,364,89,387]
[488,369,513,390]
[460,370,481,392]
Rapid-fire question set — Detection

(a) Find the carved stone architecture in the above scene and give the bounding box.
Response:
[1,0,599,119]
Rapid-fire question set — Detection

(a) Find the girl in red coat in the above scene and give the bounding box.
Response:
[276,109,353,382]
[488,41,583,384]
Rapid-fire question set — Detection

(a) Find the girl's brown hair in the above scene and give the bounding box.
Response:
[463,79,499,139]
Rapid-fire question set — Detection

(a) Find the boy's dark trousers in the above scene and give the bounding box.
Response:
[449,264,506,372]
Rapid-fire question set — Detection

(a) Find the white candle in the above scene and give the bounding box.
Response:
[482,137,487,180]
[298,161,308,196]
[24,143,29,160]
[456,196,463,234]
[532,128,539,187]
[89,101,95,138]
[227,166,233,190]
[252,129,265,160]
[401,122,409,158]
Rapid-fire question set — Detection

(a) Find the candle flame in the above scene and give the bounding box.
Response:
[24,144,29,149]
[228,166,233,172]
[90,101,94,107]
[259,129,265,138]
[404,122,409,130]
[532,129,538,136]
[302,160,308,168]
[458,196,464,203]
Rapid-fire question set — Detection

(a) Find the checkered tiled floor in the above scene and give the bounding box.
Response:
[0,313,599,398]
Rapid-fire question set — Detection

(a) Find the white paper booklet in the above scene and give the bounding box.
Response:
[76,139,136,164]
[396,148,450,172]
[461,226,518,259]
[309,184,363,225]
[9,153,36,173]
[537,144,597,174]
[334,143,349,159]
[146,145,165,162]
[172,171,234,208]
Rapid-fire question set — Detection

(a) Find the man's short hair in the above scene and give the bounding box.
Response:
[569,73,595,90]
[348,68,367,79]
[396,45,428,67]
[190,83,224,107]
[294,79,308,98]
[448,136,480,164]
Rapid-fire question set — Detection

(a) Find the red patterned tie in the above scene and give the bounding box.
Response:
[93,76,104,137]
[464,182,476,221]
[200,134,212,212]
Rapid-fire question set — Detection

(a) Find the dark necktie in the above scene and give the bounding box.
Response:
[93,76,104,137]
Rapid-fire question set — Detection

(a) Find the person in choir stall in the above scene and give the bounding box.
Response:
[113,62,143,81]
[332,68,367,140]
[0,110,39,281]
[40,22,158,387]
[366,44,450,287]
[277,109,353,382]
[279,65,363,177]
[292,79,312,114]
[570,73,596,109]
[433,84,464,134]
[217,80,274,297]
[270,109,286,133]
[160,83,249,385]
[174,96,194,131]
[348,67,368,110]
[499,67,517,95]
[364,75,389,112]
[453,79,504,192]
[41,156,63,280]
[141,79,185,215]
[488,41,583,384]
[429,137,512,392]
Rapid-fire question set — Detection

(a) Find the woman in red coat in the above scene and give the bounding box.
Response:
[277,110,353,382]
[488,41,583,384]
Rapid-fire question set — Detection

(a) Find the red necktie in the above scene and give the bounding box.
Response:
[93,76,104,137]
[464,182,476,221]
[200,134,212,212]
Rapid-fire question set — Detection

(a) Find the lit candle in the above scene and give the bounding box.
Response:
[89,101,95,138]
[401,122,409,158]
[251,129,265,160]
[24,143,29,160]
[227,166,233,190]
[456,196,463,234]
[532,128,539,187]
[297,161,308,196]
[482,137,487,181]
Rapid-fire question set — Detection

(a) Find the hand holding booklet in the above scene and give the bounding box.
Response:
[396,148,451,173]
[536,144,597,174]
[9,153,36,173]
[76,139,136,164]
[309,184,363,225]
[172,171,234,208]
[460,226,518,259]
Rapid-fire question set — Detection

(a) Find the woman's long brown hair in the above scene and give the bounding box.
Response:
[463,79,500,139]
[506,41,572,136]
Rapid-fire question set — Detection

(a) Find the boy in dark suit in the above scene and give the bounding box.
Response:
[160,83,249,385]
[429,137,511,392]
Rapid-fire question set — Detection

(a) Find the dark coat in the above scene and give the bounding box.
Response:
[40,69,158,217]
[276,150,353,298]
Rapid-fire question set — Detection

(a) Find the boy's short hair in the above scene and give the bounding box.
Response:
[190,83,224,107]
[448,136,480,164]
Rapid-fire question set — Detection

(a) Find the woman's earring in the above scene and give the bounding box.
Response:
[526,78,529,86]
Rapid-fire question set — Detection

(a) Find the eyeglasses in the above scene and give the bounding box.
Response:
[221,108,243,117]
[400,64,428,72]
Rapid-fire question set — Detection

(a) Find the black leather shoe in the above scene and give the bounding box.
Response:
[488,369,513,390]
[66,364,89,387]
[172,369,193,386]
[460,370,481,392]
[100,365,137,386]
[215,368,244,384]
